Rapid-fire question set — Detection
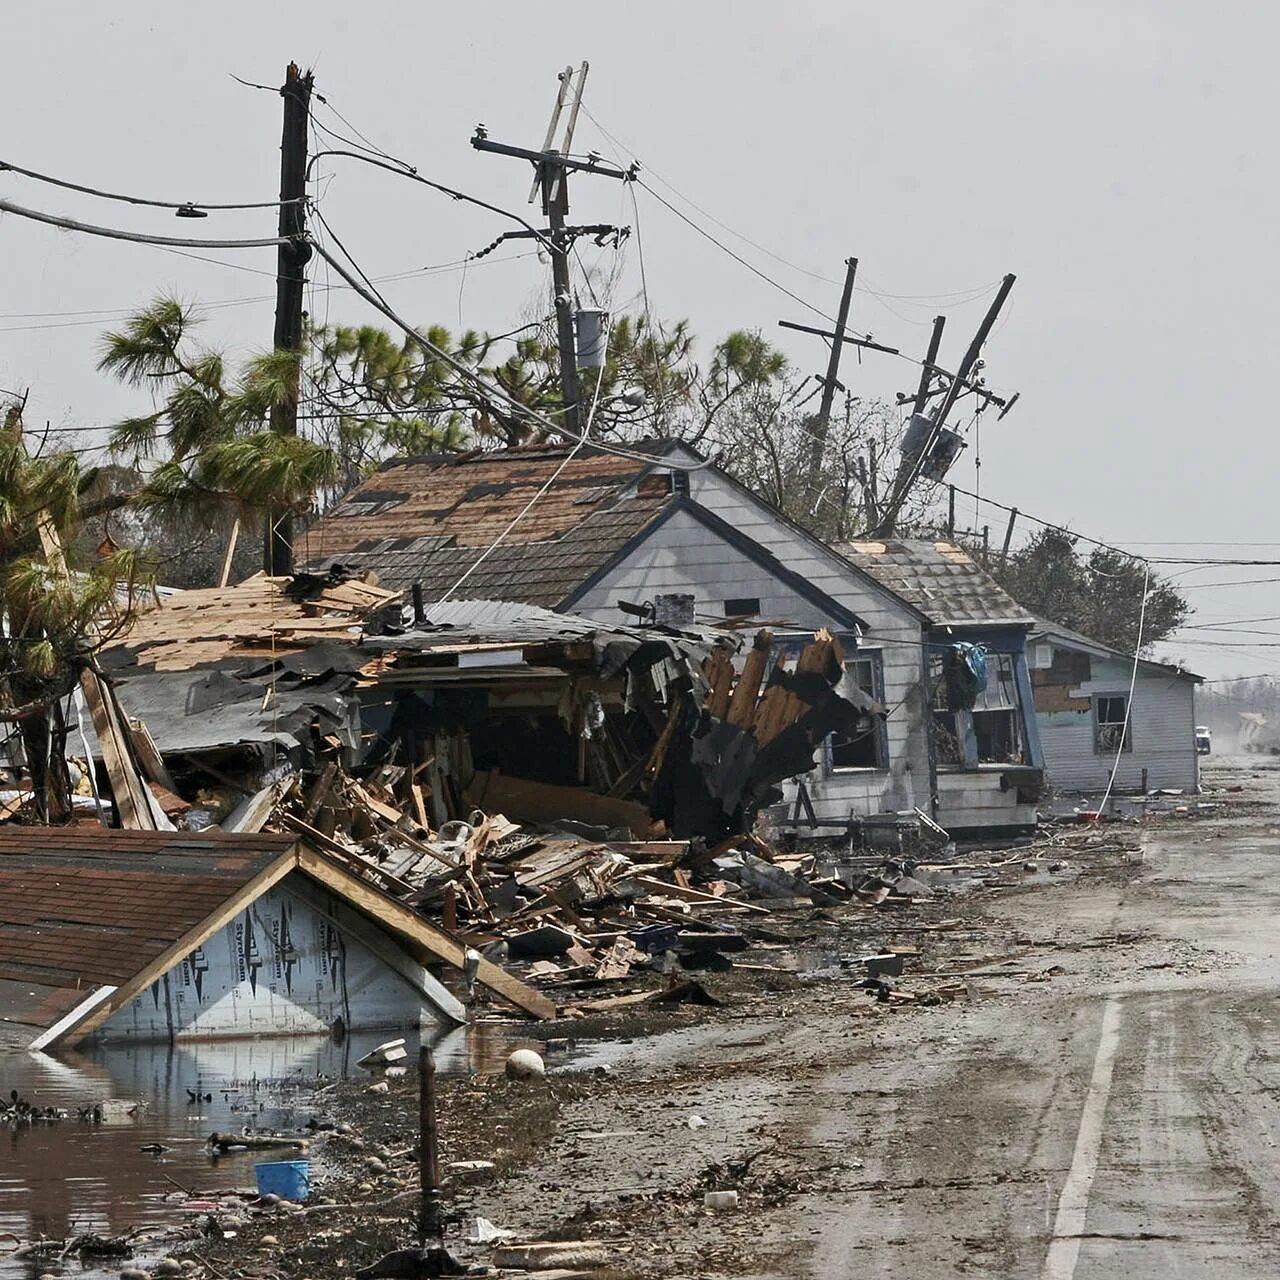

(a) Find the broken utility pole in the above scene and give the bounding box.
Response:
[265,61,313,577]
[873,273,1016,538]
[472,63,632,439]
[778,259,901,486]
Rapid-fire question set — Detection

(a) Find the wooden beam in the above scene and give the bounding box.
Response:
[727,628,774,728]
[296,846,556,1019]
[36,515,163,830]
[55,846,301,1048]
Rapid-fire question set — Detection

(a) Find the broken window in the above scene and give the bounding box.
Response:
[929,648,1027,767]
[971,652,1024,764]
[1094,694,1131,753]
[830,654,888,770]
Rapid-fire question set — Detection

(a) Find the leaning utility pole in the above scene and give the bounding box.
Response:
[873,273,1016,538]
[777,260,900,485]
[265,61,313,576]
[472,63,632,439]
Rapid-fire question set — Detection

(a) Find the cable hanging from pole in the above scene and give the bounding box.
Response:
[0,197,292,249]
[307,230,709,472]
[0,159,302,211]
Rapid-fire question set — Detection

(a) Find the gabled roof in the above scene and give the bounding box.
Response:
[834,539,1034,628]
[302,441,677,603]
[1029,617,1203,683]
[1,828,552,1052]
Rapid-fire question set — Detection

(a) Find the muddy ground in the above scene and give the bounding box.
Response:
[9,763,1262,1278]
[153,765,1277,1279]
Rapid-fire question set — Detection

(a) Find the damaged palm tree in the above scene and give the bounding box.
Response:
[0,400,149,821]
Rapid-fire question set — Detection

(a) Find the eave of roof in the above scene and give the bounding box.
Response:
[1028,618,1204,683]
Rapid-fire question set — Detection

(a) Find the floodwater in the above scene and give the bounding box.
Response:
[0,1021,540,1275]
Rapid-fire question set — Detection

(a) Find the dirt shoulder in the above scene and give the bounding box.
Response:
[177,787,1235,1279]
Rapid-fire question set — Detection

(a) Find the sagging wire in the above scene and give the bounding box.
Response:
[307,228,711,470]
[434,311,620,607]
[1097,562,1150,817]
[0,158,300,212]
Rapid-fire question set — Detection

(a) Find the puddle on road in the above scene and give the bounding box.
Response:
[0,1021,540,1274]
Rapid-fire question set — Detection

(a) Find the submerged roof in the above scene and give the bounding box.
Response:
[1029,617,1203,682]
[0,829,294,1039]
[302,442,677,602]
[835,539,1034,628]
[1,828,552,1050]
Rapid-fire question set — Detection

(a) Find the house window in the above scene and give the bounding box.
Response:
[929,647,1027,767]
[830,654,888,770]
[1094,694,1131,753]
[723,597,761,618]
[972,652,1024,764]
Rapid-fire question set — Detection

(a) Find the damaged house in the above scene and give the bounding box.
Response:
[304,441,1045,834]
[90,565,873,851]
[0,828,520,1053]
[1027,619,1203,795]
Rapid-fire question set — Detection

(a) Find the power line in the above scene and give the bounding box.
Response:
[0,250,540,335]
[307,224,704,471]
[304,147,555,255]
[0,197,289,249]
[634,177,837,328]
[577,102,1003,308]
[0,157,297,212]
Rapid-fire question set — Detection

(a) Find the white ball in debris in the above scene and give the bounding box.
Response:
[505,1048,546,1080]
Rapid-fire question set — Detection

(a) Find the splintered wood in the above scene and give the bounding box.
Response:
[116,572,401,670]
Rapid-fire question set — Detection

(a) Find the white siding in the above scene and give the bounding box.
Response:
[936,770,1038,829]
[1037,655,1199,794]
[569,473,933,822]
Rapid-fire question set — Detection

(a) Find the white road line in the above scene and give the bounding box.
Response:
[1041,996,1124,1280]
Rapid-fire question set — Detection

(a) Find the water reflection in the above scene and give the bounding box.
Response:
[0,1021,538,1274]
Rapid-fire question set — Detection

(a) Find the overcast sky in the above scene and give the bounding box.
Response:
[2,2,1275,678]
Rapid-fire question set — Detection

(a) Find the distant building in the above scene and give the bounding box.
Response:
[1027,619,1202,795]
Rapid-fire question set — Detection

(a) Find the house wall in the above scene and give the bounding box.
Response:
[567,493,932,823]
[1035,653,1199,794]
[98,876,435,1044]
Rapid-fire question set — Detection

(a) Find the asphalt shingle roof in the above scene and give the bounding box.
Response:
[302,444,674,601]
[0,830,294,1028]
[836,538,1034,628]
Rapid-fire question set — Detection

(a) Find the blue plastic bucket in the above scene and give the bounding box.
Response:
[254,1159,310,1201]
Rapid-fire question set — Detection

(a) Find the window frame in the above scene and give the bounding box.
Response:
[827,649,889,773]
[1093,692,1132,754]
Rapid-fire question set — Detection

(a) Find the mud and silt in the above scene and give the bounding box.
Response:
[6,764,1266,1279]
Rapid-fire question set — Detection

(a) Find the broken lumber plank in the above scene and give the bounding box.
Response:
[704,647,735,720]
[280,815,420,894]
[467,770,659,837]
[296,846,555,1019]
[629,874,773,915]
[726,628,774,727]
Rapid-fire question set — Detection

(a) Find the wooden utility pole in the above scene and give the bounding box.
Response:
[265,61,313,577]
[544,154,582,437]
[809,257,858,476]
[873,274,1016,538]
[777,263,900,485]
[472,64,631,440]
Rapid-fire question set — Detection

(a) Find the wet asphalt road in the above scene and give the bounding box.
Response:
[776,760,1280,1278]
